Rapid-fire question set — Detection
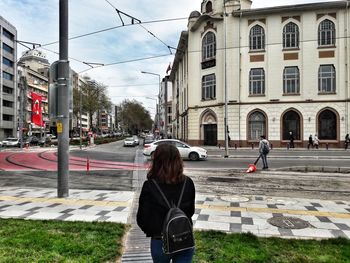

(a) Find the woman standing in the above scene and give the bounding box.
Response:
[137,143,195,263]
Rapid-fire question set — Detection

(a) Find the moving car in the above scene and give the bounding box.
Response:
[2,137,20,147]
[143,139,207,161]
[143,135,155,145]
[124,137,135,147]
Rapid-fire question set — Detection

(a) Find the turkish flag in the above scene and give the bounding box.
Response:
[31,92,44,127]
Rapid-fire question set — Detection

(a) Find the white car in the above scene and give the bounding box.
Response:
[143,139,207,161]
[2,137,20,147]
[124,137,135,147]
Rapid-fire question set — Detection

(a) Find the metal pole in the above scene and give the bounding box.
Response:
[164,77,168,138]
[57,0,69,198]
[79,87,82,149]
[223,0,229,158]
[19,76,24,150]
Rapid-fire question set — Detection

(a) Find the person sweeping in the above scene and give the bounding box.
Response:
[259,135,270,170]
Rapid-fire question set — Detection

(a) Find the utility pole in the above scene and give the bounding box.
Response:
[223,0,229,158]
[164,76,168,138]
[57,0,70,198]
[18,75,24,150]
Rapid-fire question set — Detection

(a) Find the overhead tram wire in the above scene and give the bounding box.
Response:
[40,17,188,48]
[102,0,176,54]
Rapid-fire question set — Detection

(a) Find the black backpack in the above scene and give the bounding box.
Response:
[262,141,270,154]
[152,178,195,254]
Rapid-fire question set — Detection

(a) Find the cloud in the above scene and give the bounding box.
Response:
[0,0,339,117]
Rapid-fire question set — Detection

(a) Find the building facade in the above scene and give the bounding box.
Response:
[0,16,17,140]
[18,50,50,137]
[170,0,350,148]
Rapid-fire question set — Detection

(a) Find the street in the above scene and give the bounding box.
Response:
[0,140,349,201]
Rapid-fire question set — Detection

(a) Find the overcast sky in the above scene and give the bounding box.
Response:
[0,0,338,117]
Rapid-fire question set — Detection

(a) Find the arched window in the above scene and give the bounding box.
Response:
[283,67,300,94]
[318,19,336,46]
[282,110,301,140]
[249,68,265,95]
[318,65,336,93]
[318,109,337,140]
[202,74,216,100]
[283,22,299,48]
[248,111,266,140]
[202,32,216,61]
[205,1,213,13]
[249,25,265,51]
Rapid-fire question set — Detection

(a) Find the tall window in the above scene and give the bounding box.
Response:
[205,1,213,13]
[282,110,301,140]
[249,68,265,95]
[249,25,265,51]
[319,65,336,93]
[283,67,300,94]
[283,22,299,48]
[318,109,337,140]
[202,32,216,61]
[202,74,216,100]
[248,111,266,140]
[318,19,335,46]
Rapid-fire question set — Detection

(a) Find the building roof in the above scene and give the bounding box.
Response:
[233,1,348,17]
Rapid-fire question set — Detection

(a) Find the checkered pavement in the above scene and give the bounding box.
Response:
[0,187,349,239]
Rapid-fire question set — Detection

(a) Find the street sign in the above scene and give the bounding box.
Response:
[57,122,63,134]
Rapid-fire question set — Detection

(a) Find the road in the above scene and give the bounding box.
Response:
[0,140,349,200]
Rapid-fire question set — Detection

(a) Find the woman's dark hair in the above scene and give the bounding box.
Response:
[147,143,185,184]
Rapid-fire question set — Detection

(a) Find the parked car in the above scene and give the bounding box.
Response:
[38,136,51,146]
[2,137,20,147]
[0,141,2,147]
[133,135,140,145]
[124,137,135,147]
[143,139,207,161]
[25,136,39,146]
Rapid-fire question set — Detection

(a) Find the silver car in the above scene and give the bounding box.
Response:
[124,137,135,147]
[143,139,207,161]
[2,137,20,147]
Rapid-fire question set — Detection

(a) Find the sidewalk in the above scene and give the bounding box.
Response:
[0,187,349,240]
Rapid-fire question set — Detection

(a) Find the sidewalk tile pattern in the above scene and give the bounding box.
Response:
[0,187,349,239]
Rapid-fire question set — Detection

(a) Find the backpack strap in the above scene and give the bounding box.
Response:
[177,177,187,208]
[152,179,171,209]
[152,177,187,209]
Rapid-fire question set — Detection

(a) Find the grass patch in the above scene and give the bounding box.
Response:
[194,231,350,263]
[0,218,127,262]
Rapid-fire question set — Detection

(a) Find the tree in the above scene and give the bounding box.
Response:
[119,99,153,134]
[73,76,112,132]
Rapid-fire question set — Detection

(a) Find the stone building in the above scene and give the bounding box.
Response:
[170,0,350,148]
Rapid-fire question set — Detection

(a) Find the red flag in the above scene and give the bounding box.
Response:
[31,92,43,127]
[166,63,171,74]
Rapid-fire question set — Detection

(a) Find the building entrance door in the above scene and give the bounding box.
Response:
[204,124,217,146]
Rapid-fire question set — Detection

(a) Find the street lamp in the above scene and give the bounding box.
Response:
[141,71,161,134]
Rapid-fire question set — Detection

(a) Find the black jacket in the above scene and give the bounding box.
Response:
[136,176,195,238]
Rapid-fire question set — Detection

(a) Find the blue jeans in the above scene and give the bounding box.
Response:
[151,238,194,263]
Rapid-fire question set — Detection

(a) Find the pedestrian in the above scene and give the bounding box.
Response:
[228,135,231,147]
[289,131,295,148]
[345,134,349,150]
[259,135,270,169]
[137,143,195,263]
[313,134,319,149]
[308,134,313,149]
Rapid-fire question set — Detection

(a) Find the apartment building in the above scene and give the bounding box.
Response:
[0,16,17,140]
[18,50,50,137]
[170,0,350,148]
